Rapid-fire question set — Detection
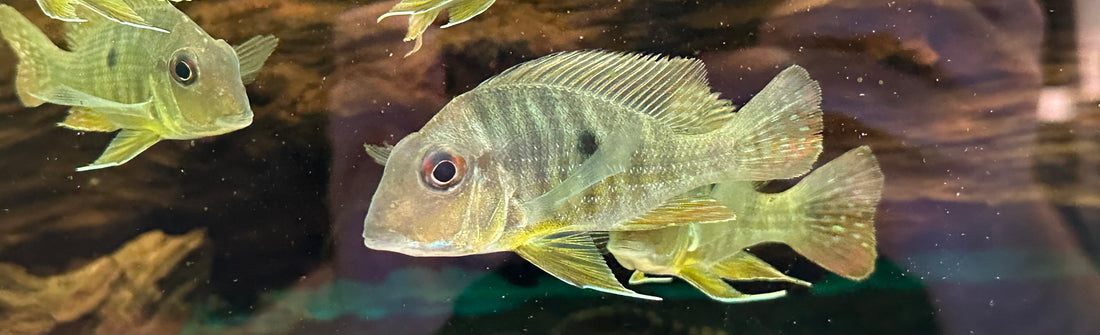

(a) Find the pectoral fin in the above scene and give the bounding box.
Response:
[515,231,660,301]
[712,253,811,287]
[628,270,673,285]
[234,35,279,84]
[520,133,639,222]
[77,129,160,171]
[679,266,788,303]
[58,108,119,132]
[43,83,153,120]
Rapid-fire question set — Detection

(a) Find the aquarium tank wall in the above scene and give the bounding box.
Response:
[0,0,1098,334]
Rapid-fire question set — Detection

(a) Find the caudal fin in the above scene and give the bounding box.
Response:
[0,5,65,107]
[722,65,823,181]
[781,146,884,280]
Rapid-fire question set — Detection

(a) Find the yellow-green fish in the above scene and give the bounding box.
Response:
[378,0,496,56]
[362,50,824,299]
[36,0,191,33]
[0,2,277,171]
[607,146,884,302]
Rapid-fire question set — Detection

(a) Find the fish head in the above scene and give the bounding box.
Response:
[607,226,691,272]
[159,38,253,137]
[362,131,509,257]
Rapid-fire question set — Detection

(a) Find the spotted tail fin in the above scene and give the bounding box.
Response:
[781,146,884,280]
[719,65,823,181]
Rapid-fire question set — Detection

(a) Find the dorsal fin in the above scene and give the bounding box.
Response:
[475,50,735,134]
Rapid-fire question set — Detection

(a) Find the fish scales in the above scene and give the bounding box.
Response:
[362,50,824,299]
[453,86,717,233]
[0,2,278,170]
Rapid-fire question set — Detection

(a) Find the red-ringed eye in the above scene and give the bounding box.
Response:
[421,150,466,190]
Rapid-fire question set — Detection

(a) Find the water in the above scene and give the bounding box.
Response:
[0,0,1098,334]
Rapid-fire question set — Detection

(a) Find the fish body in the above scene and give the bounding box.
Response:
[36,0,191,32]
[362,50,824,299]
[0,2,278,171]
[378,0,497,56]
[607,146,885,302]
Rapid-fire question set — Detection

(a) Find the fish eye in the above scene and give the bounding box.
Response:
[170,50,197,86]
[421,150,466,191]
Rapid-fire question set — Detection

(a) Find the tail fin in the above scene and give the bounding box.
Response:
[0,5,65,107]
[781,146,884,280]
[722,65,823,181]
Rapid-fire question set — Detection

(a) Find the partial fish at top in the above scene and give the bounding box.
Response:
[362,50,824,299]
[608,146,884,302]
[0,1,278,171]
[378,0,496,56]
[36,0,192,33]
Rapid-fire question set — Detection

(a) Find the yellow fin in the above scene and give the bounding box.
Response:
[679,266,788,303]
[234,35,279,84]
[515,231,660,301]
[441,0,496,28]
[520,132,640,222]
[364,143,393,166]
[711,253,811,287]
[77,129,160,171]
[619,193,736,230]
[782,146,884,280]
[58,108,120,132]
[476,50,735,134]
[628,270,673,285]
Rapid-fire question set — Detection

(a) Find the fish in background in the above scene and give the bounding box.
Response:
[0,3,278,171]
[36,0,192,32]
[378,0,496,56]
[607,146,884,302]
[362,50,824,299]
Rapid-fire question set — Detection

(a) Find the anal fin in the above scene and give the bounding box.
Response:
[77,129,160,171]
[58,107,119,132]
[515,231,660,301]
[679,266,788,303]
[712,253,811,287]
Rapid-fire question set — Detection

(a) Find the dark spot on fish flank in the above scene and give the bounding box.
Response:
[577,130,598,158]
[107,47,117,68]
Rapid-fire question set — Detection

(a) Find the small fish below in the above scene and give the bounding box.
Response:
[0,2,278,171]
[378,0,497,56]
[607,146,885,302]
[362,50,824,300]
[36,0,192,32]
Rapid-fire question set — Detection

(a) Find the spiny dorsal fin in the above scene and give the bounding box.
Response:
[234,35,279,84]
[476,50,735,134]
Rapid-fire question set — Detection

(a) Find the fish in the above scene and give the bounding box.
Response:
[0,2,278,171]
[377,0,496,56]
[36,0,192,33]
[362,50,824,299]
[606,146,884,302]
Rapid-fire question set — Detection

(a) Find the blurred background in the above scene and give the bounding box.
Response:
[1,0,1098,334]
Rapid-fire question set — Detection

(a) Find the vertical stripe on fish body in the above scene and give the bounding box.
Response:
[364,50,825,300]
[0,2,278,170]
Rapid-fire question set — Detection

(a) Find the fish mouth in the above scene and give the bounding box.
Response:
[361,225,471,257]
[215,113,253,130]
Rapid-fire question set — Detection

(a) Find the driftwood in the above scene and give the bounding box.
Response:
[0,230,207,334]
